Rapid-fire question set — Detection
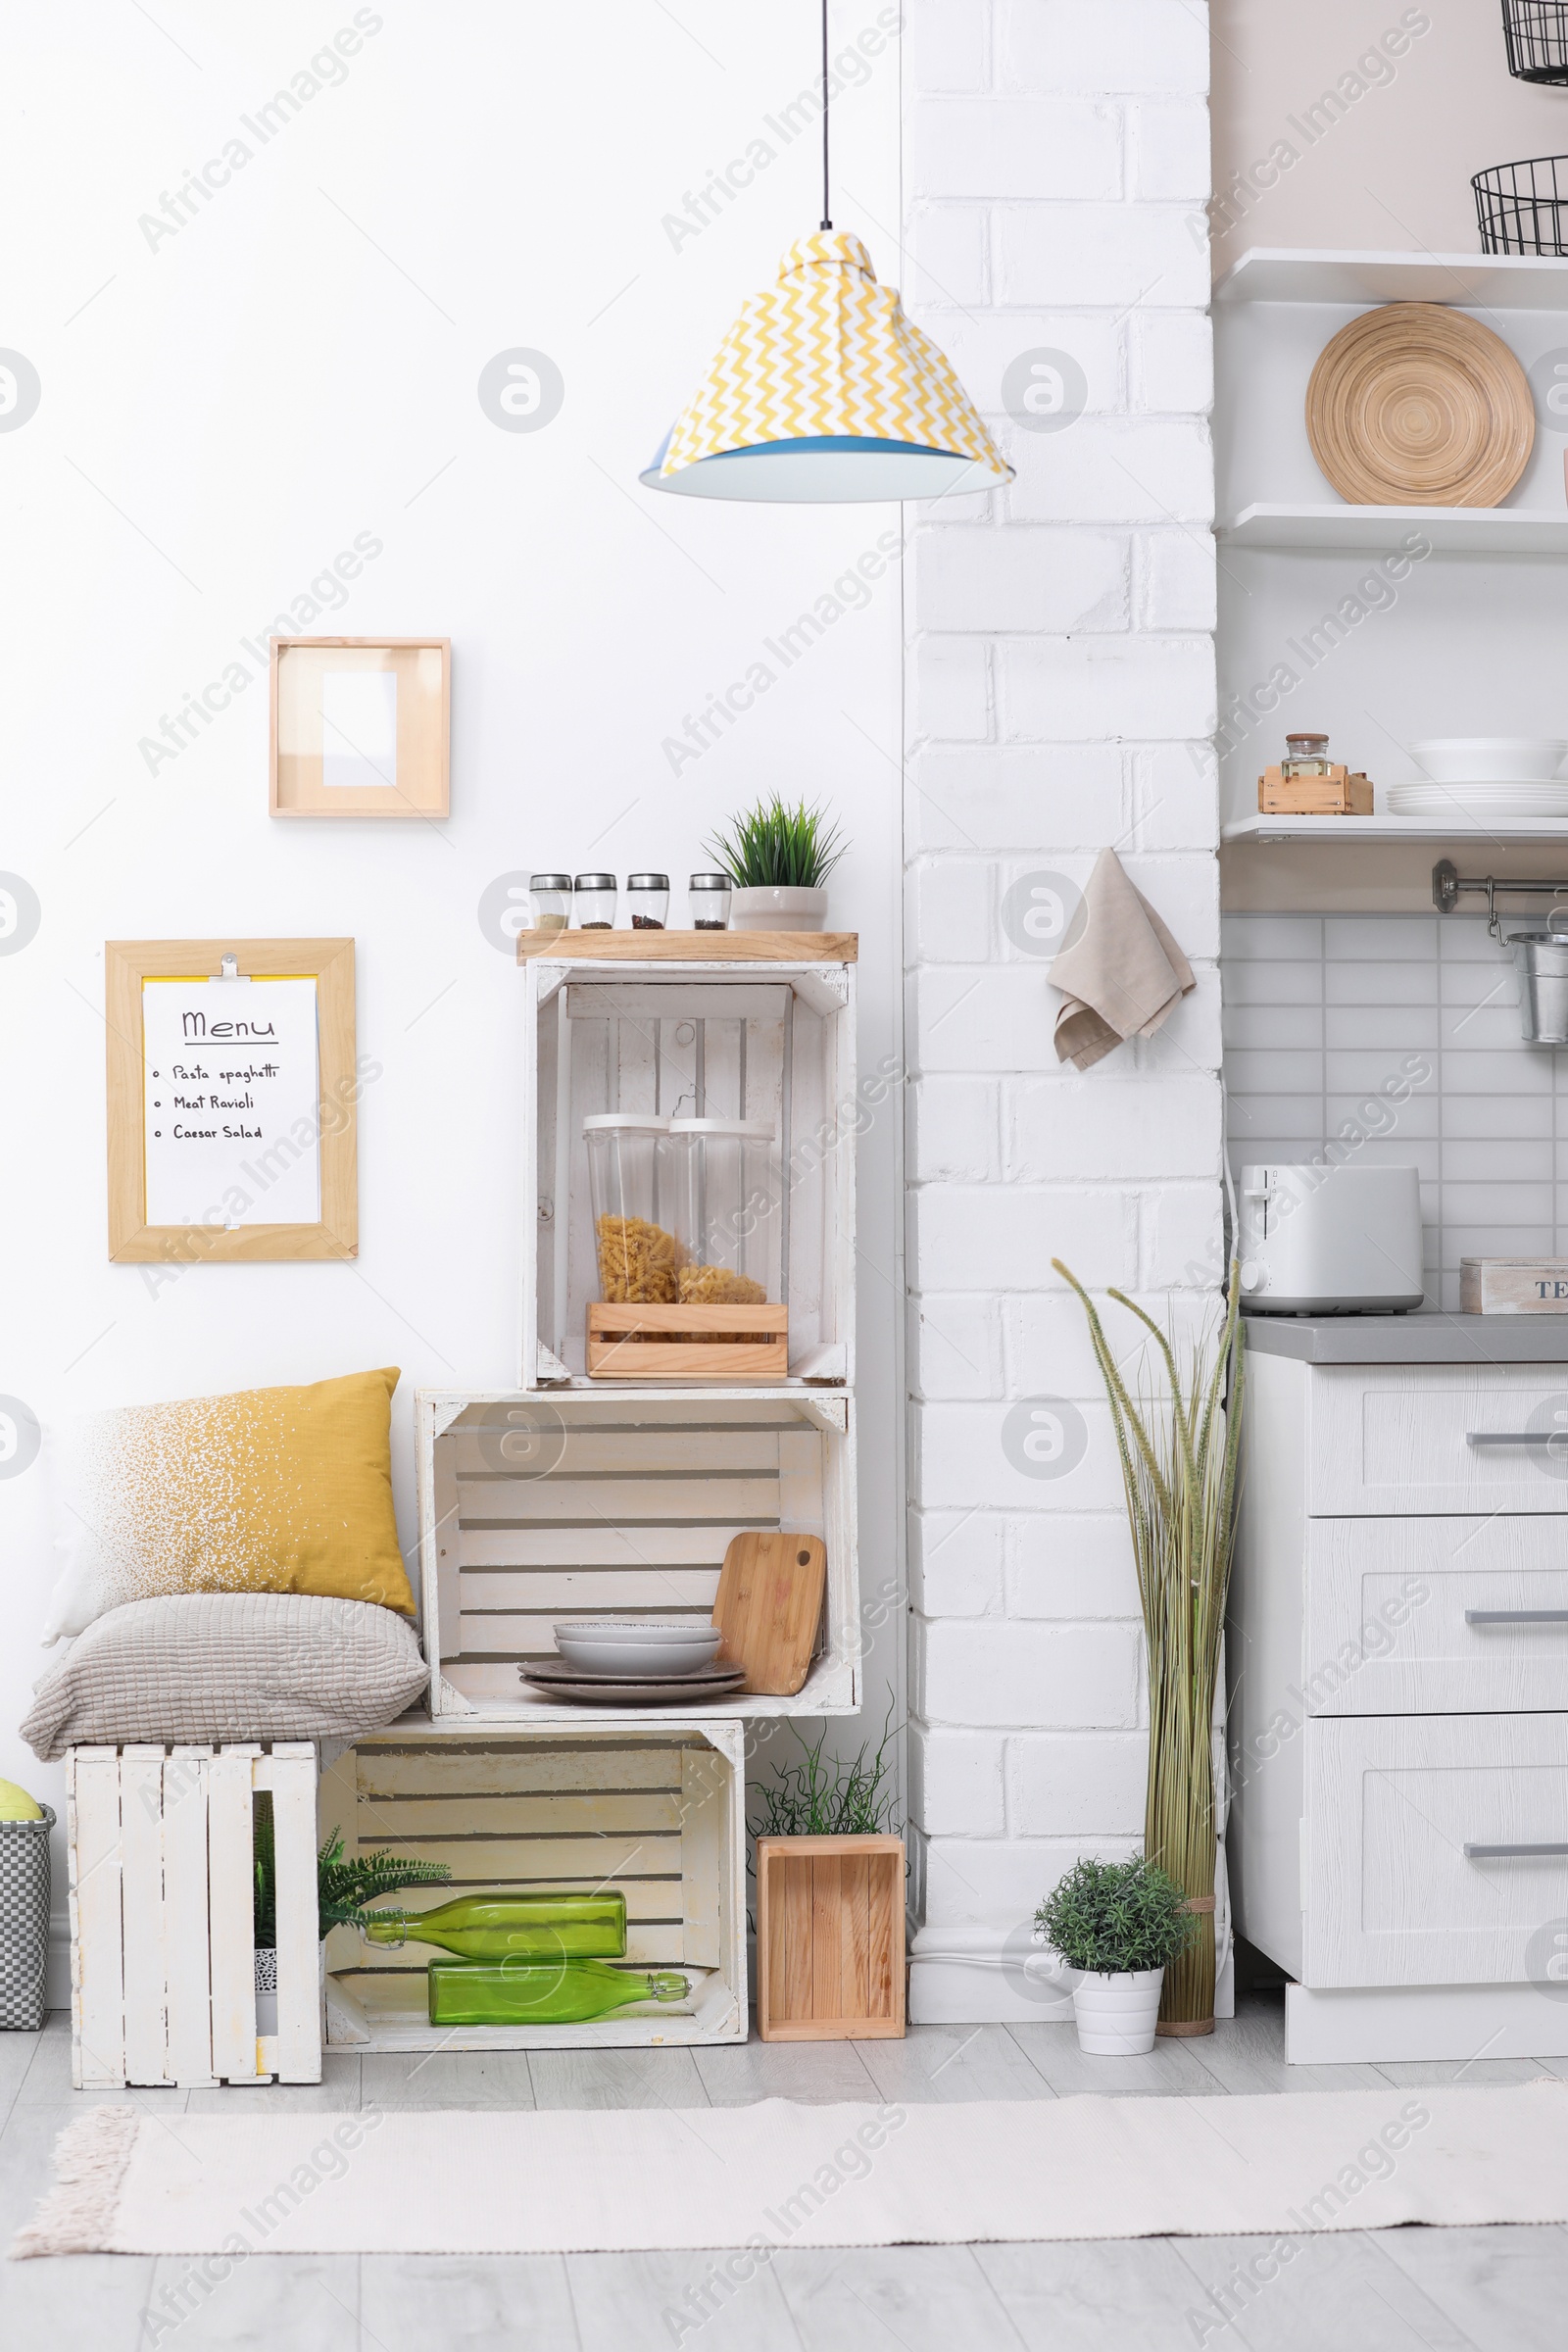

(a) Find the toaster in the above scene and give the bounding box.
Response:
[1237,1162,1424,1314]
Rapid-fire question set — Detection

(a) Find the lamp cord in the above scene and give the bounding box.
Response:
[820,0,832,229]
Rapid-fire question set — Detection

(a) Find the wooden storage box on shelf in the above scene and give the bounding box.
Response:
[756,1835,906,2041]
[318,1723,746,2050]
[68,1741,319,2090]
[416,1388,858,1720]
[1460,1256,1568,1313]
[585,1301,790,1381]
[519,939,857,1391]
[1257,763,1373,815]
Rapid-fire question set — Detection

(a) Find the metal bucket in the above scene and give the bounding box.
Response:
[1511,908,1568,1042]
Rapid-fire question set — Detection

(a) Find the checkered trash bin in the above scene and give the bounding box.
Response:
[0,1804,53,2030]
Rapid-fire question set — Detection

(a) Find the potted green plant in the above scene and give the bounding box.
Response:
[253,1806,450,2031]
[705,794,846,932]
[1033,1856,1196,2055]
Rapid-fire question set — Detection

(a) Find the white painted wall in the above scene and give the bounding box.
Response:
[0,6,907,1863]
[901,0,1221,2016]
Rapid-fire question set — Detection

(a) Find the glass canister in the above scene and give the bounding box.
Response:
[573,872,617,929]
[528,873,571,936]
[688,872,731,929]
[583,1114,680,1300]
[627,872,670,929]
[1281,733,1332,780]
[666,1117,778,1305]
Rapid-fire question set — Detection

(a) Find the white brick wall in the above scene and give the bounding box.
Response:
[902,1,1218,1967]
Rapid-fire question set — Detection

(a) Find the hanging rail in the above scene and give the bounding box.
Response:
[1432,858,1568,939]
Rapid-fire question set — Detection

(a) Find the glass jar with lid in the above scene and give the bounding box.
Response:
[582,1114,679,1300]
[573,872,617,929]
[528,873,571,936]
[688,872,731,930]
[666,1117,778,1306]
[626,873,670,929]
[1281,733,1332,780]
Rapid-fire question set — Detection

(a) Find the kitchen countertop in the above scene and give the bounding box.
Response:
[1242,1310,1568,1364]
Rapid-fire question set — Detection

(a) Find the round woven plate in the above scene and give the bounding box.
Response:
[1305,303,1534,507]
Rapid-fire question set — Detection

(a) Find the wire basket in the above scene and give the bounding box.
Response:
[1502,0,1568,81]
[1473,153,1568,253]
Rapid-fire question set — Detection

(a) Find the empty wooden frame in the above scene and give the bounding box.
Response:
[270,637,450,817]
[106,937,358,1263]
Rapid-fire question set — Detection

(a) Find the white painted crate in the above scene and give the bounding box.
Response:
[520,955,858,1389]
[67,1741,319,2089]
[416,1388,858,1720]
[318,1722,745,2049]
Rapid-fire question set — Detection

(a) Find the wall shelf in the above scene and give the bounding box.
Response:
[1219,503,1568,554]
[1215,246,1568,310]
[1223,814,1568,846]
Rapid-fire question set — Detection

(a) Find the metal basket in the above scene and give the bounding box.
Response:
[1473,153,1568,253]
[1503,0,1568,81]
[0,1804,54,2032]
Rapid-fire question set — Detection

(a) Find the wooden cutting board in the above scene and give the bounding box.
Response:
[712,1533,826,1695]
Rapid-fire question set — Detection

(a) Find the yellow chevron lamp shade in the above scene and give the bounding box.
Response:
[642,232,1013,503]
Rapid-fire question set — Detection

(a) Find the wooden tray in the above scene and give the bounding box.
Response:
[1305,303,1534,508]
[586,1301,789,1380]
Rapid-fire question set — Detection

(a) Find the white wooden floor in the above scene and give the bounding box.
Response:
[2,1995,1565,2348]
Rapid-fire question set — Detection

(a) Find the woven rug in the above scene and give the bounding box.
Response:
[14,2087,1568,2258]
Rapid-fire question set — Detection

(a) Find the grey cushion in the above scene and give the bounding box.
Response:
[21,1592,428,1760]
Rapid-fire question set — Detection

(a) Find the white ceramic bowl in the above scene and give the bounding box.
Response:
[1409,737,1568,784]
[553,1621,723,1678]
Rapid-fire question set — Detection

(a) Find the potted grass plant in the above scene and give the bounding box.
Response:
[1052,1260,1244,2036]
[1033,1856,1196,2054]
[705,794,846,931]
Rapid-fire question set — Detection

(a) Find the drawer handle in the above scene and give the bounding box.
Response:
[1463,1841,1568,1859]
[1466,1432,1568,1447]
[1466,1609,1568,1625]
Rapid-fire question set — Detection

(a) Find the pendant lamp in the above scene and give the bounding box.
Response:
[641,14,1011,504]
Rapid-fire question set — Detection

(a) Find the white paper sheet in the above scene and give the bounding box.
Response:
[320,668,398,790]
[142,977,322,1228]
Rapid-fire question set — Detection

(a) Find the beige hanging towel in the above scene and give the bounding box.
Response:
[1048,848,1196,1071]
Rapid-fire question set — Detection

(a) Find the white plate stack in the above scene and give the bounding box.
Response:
[1390,738,1568,817]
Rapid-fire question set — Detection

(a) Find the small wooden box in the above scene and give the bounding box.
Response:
[756,1834,906,2041]
[1257,764,1373,815]
[68,1741,319,2089]
[586,1301,789,1381]
[1461,1257,1568,1314]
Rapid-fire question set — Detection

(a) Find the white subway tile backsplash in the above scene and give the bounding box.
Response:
[1225,910,1568,1277]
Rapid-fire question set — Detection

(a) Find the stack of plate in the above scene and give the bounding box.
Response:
[1389,738,1568,818]
[520,1620,745,1707]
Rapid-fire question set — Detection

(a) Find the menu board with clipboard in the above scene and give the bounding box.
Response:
[106,938,358,1263]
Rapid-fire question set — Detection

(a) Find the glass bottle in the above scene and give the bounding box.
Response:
[426,1957,691,2027]
[688,872,731,930]
[362,1890,627,1961]
[627,872,670,929]
[1280,733,1332,780]
[573,872,617,928]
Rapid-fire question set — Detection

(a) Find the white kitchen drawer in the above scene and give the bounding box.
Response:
[1304,1713,1568,1987]
[1308,1365,1568,1516]
[1305,1517,1568,1714]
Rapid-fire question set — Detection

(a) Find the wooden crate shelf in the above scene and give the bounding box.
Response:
[756,1834,906,2041]
[585,1300,789,1380]
[416,1388,858,1720]
[68,1740,319,2089]
[318,1723,745,2049]
[520,953,857,1391]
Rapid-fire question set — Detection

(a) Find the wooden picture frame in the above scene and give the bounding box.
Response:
[106,938,358,1264]
[270,637,450,817]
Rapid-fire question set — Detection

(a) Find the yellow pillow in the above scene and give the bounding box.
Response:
[44,1369,413,1641]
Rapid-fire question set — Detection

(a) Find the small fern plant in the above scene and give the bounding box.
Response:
[1034,1856,1195,1978]
[254,1801,451,1946]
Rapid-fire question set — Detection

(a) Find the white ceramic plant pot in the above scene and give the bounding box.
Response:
[728,885,828,933]
[1070,1967,1164,2055]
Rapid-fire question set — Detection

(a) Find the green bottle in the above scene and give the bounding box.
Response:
[363,1891,626,1961]
[426,1957,691,2027]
